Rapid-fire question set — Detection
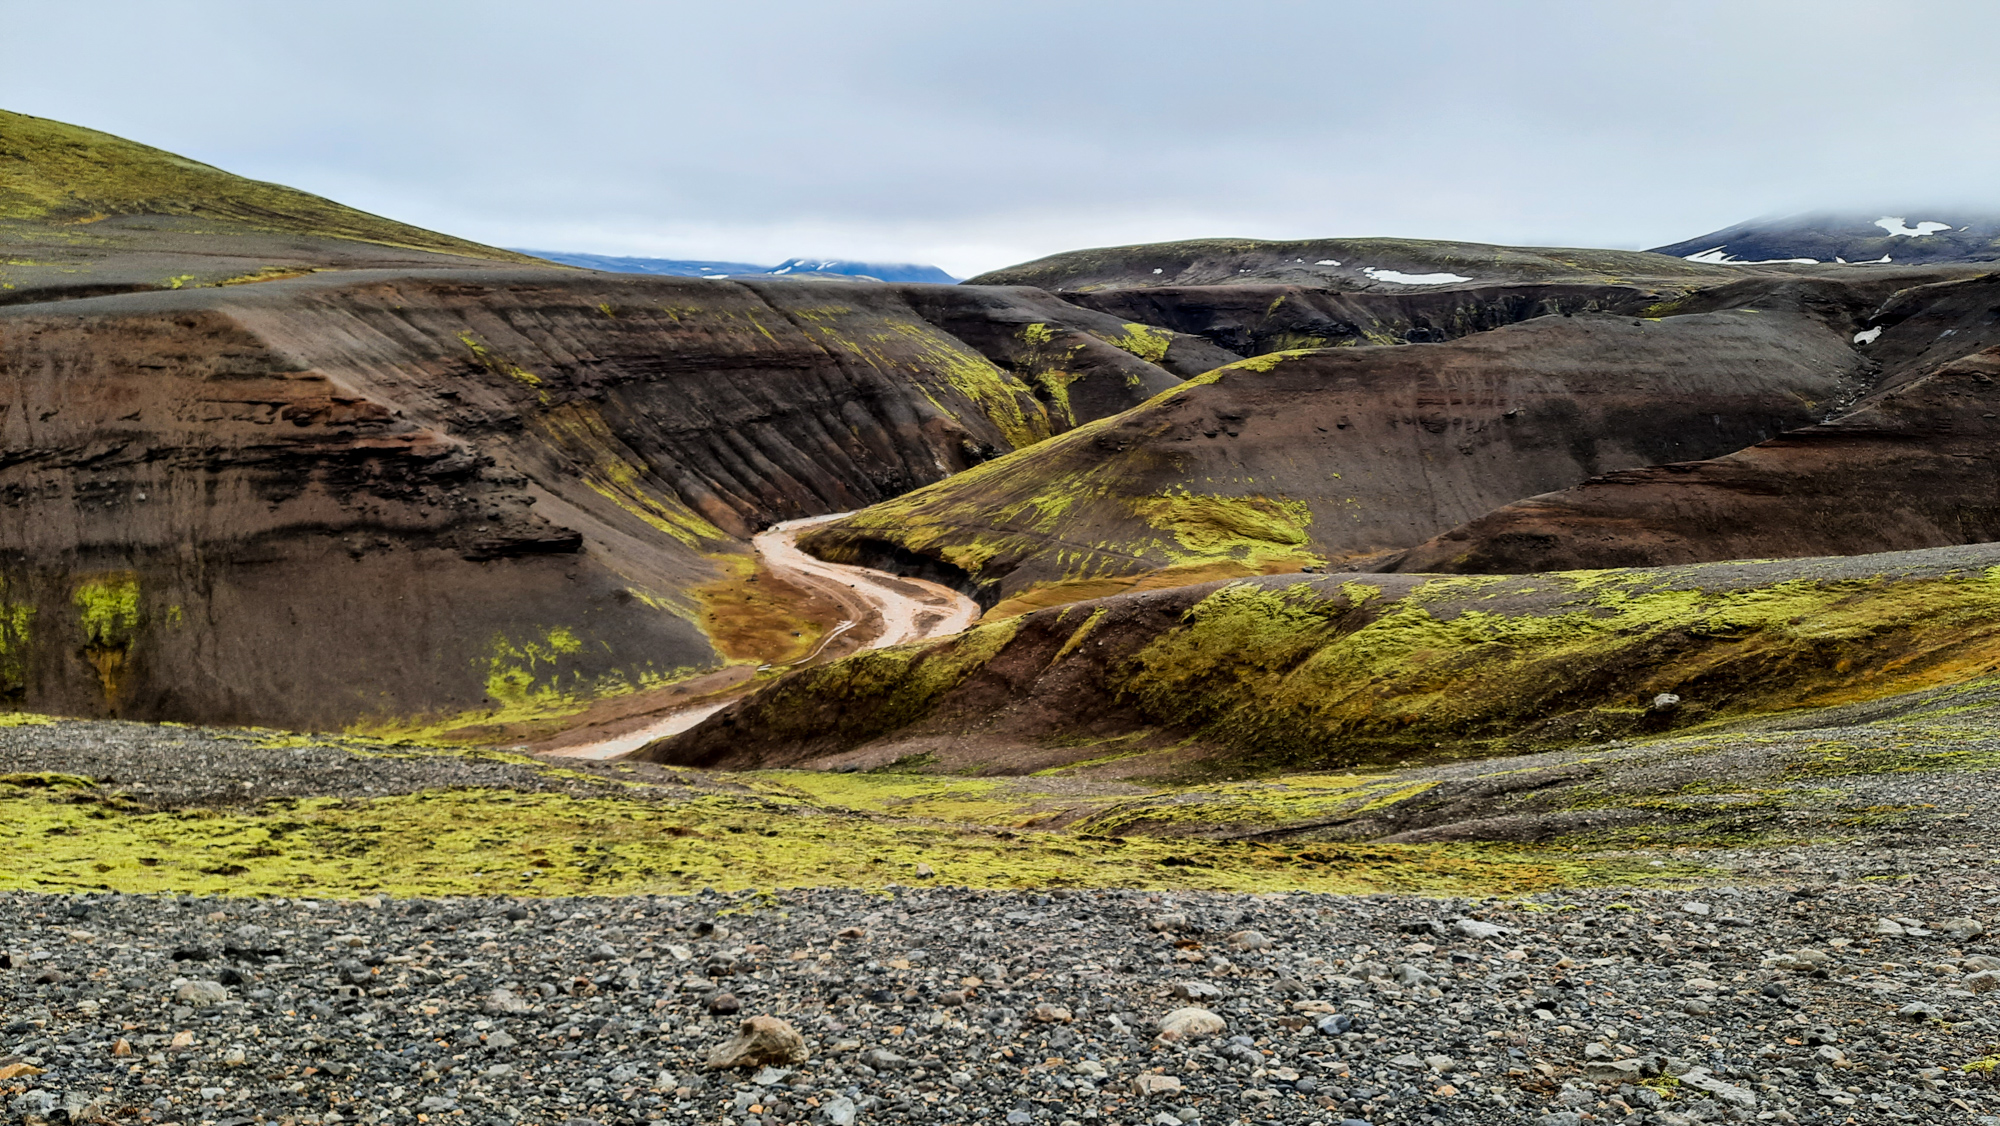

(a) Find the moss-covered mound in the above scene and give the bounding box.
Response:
[641,541,2000,777]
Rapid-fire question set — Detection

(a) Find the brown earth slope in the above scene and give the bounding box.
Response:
[638,541,2000,778]
[1393,273,2000,573]
[0,268,1194,732]
[799,276,1897,608]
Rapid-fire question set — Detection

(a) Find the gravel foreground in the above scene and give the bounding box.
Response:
[5,880,2000,1126]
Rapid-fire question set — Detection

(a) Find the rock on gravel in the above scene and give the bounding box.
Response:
[705,1014,809,1069]
[1156,1007,1226,1040]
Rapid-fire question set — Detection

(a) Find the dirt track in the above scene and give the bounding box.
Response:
[548,513,978,760]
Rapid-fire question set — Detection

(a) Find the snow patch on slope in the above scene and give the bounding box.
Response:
[1360,266,1470,285]
[1875,217,1951,238]
[1683,247,1819,266]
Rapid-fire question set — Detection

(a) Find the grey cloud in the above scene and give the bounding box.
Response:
[3,0,1996,276]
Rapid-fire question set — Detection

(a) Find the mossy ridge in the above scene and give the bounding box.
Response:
[967,236,1734,290]
[0,782,1695,899]
[777,303,1054,451]
[721,554,2000,780]
[1116,566,2000,768]
[803,367,1223,579]
[800,360,1331,602]
[982,558,1309,622]
[878,323,1051,450]
[0,109,531,262]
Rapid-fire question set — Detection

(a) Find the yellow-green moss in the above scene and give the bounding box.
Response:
[717,618,1024,746]
[1129,490,1316,564]
[0,577,34,701]
[73,573,141,699]
[883,323,1051,450]
[1105,323,1172,364]
[457,331,542,387]
[0,782,1694,899]
[483,626,585,705]
[1052,608,1108,663]
[1115,566,2000,766]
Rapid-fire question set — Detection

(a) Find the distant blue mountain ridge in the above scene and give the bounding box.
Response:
[513,249,958,284]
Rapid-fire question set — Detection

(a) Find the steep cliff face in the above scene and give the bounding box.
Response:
[1391,349,2000,574]
[1389,273,2000,574]
[799,285,1873,607]
[0,269,1187,730]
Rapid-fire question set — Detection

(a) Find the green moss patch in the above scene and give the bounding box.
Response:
[0,780,1697,899]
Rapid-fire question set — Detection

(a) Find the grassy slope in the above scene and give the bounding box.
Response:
[0,108,533,262]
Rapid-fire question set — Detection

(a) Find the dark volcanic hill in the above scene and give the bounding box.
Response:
[799,273,1924,610]
[969,235,1735,293]
[1649,211,2000,267]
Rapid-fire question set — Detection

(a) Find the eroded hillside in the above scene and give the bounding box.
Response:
[0,269,1199,731]
[1394,273,2000,572]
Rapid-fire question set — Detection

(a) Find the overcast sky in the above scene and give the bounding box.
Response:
[5,0,1997,277]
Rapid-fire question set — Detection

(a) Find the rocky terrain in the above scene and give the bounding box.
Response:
[5,874,2000,1126]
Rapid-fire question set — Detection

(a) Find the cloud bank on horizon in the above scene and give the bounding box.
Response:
[2,0,1995,278]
